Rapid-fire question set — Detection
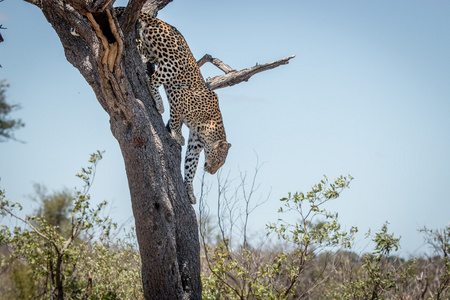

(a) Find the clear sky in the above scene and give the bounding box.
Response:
[1,0,449,256]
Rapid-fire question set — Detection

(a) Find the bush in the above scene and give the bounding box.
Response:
[0,152,142,299]
[200,172,450,299]
[1,156,449,299]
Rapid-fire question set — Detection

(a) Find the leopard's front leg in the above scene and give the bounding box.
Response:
[148,85,165,114]
[184,131,204,204]
[136,39,165,114]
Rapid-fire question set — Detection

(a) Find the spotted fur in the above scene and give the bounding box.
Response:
[115,8,231,204]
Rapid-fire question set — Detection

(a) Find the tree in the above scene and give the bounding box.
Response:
[0,81,24,142]
[19,0,293,298]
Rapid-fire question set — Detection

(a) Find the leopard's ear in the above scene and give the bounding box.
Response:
[214,140,230,150]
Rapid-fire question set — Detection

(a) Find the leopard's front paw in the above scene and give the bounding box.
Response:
[186,186,196,205]
[148,84,165,114]
[155,101,165,114]
[171,131,185,146]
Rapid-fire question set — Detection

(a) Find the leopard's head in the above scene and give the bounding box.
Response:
[204,140,232,175]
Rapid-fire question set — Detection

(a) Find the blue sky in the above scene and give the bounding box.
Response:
[1,0,449,256]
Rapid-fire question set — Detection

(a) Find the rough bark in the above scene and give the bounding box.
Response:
[23,0,200,299]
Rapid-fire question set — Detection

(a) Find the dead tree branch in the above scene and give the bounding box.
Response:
[199,54,296,90]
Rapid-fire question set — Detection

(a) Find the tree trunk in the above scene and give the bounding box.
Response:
[23,0,201,298]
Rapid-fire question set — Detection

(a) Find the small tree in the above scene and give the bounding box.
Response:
[266,175,358,298]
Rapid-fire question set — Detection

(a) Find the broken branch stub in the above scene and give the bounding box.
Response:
[142,0,174,17]
[198,54,296,91]
[197,54,234,74]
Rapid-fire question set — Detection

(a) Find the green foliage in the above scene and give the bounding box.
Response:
[1,157,449,299]
[201,173,450,299]
[326,224,450,299]
[0,151,142,299]
[0,81,24,142]
[333,222,401,299]
[1,260,39,299]
[268,175,357,249]
[265,175,358,298]
[201,175,358,299]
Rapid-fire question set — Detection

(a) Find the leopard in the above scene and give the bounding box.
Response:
[115,8,231,204]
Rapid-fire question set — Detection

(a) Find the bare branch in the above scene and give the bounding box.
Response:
[203,55,296,91]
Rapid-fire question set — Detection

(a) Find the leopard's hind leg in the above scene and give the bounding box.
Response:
[184,130,204,204]
[165,87,192,146]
